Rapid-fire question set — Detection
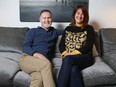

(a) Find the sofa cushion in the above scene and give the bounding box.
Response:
[13,71,31,87]
[14,67,63,87]
[13,58,62,87]
[0,52,22,86]
[40,56,116,87]
[0,27,29,53]
[13,56,116,87]
[52,58,62,68]
[0,52,22,62]
[103,54,116,72]
[100,28,116,72]
[52,58,62,81]
[51,56,116,87]
[0,54,20,86]
[82,56,116,87]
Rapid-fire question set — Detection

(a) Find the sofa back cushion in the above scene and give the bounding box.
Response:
[0,27,29,54]
[99,28,116,71]
[54,36,62,58]
[94,30,101,56]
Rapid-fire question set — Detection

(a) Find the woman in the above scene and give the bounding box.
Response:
[57,5,95,87]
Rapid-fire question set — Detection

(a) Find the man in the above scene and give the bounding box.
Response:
[19,9,63,87]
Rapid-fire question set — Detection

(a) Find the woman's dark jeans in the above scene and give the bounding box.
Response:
[57,53,94,87]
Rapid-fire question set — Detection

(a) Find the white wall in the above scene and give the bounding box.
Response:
[89,0,116,30]
[0,0,116,30]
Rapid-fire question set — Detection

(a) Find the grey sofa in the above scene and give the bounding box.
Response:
[0,26,116,87]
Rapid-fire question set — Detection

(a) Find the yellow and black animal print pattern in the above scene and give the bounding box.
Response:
[65,31,87,53]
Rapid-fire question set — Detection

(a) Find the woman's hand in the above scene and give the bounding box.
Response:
[63,53,75,57]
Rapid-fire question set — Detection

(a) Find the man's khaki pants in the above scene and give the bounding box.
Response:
[19,54,56,87]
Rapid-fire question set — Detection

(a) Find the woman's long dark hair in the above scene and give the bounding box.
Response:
[70,5,89,27]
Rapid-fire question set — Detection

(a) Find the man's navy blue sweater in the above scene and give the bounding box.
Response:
[22,26,63,60]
